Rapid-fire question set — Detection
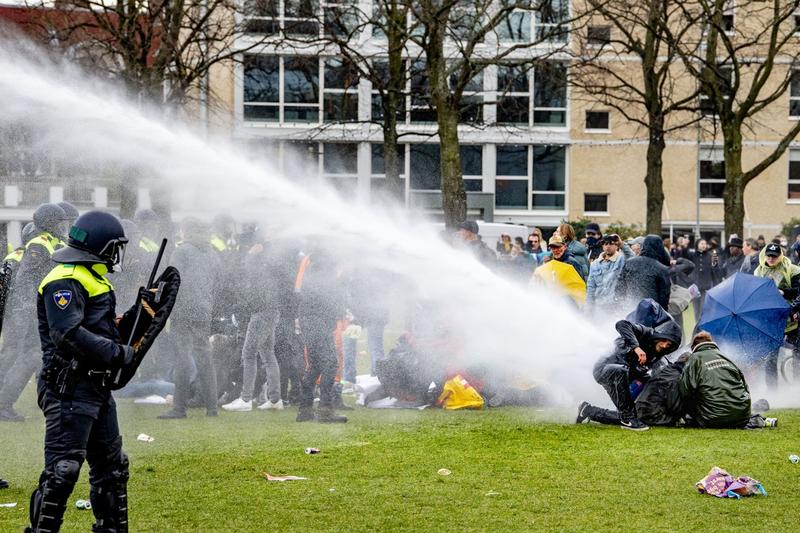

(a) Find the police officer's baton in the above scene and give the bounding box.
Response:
[113,238,168,387]
[0,262,12,339]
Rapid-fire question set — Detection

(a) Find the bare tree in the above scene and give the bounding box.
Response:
[570,0,702,234]
[670,0,800,237]
[408,0,583,228]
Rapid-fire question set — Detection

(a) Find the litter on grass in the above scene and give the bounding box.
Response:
[137,433,155,443]
[485,491,501,497]
[789,455,799,464]
[695,466,767,499]
[0,503,17,508]
[75,499,92,510]
[263,473,308,482]
[304,448,321,455]
[437,469,451,476]
[134,395,168,405]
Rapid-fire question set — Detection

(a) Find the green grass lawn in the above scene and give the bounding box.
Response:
[1,388,799,533]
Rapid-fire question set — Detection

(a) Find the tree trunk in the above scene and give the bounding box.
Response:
[723,125,745,237]
[437,105,465,229]
[644,116,665,235]
[426,14,466,229]
[381,123,404,201]
[380,0,406,202]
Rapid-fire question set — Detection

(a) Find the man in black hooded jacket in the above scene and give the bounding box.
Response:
[579,317,682,431]
[616,235,672,311]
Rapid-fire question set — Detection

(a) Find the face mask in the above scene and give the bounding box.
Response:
[586,237,599,247]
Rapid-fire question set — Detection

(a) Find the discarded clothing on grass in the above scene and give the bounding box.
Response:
[695,466,766,499]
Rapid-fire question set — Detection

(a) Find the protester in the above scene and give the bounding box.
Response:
[524,229,546,263]
[496,234,513,255]
[546,235,586,281]
[584,222,603,263]
[753,242,800,390]
[722,237,745,278]
[555,223,589,278]
[455,220,496,266]
[580,316,682,431]
[679,332,752,429]
[689,238,722,321]
[739,238,760,274]
[586,234,625,313]
[616,235,672,312]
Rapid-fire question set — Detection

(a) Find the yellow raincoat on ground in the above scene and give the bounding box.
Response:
[436,375,484,410]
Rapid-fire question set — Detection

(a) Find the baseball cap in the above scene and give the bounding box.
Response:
[457,220,479,235]
[548,235,565,248]
[764,243,782,257]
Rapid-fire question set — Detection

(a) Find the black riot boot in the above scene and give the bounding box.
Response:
[316,406,347,424]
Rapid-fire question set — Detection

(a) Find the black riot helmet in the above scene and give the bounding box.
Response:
[57,201,80,225]
[21,222,37,246]
[52,210,128,270]
[32,203,67,237]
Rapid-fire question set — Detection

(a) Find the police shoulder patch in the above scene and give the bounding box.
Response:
[53,289,72,310]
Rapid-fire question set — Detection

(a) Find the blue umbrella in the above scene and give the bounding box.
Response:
[698,273,790,361]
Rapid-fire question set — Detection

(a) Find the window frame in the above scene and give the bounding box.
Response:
[698,146,726,202]
[789,149,800,203]
[586,25,611,47]
[494,144,567,212]
[790,69,800,120]
[583,193,609,215]
[585,110,610,132]
[496,0,569,44]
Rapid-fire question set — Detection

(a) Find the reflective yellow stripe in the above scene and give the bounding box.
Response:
[3,249,23,263]
[38,264,113,297]
[210,235,227,252]
[26,232,59,255]
[139,237,159,252]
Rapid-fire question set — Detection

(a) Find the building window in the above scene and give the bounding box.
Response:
[790,150,800,200]
[323,0,360,38]
[409,144,440,190]
[323,143,358,195]
[495,144,566,210]
[497,62,567,128]
[584,193,608,213]
[370,59,407,122]
[585,110,609,130]
[244,0,319,36]
[409,61,436,123]
[587,25,611,46]
[497,0,568,43]
[371,143,406,199]
[699,64,733,117]
[791,70,800,118]
[721,1,734,33]
[451,68,484,124]
[323,58,359,122]
[532,145,566,210]
[244,55,361,124]
[699,147,726,199]
[461,145,483,191]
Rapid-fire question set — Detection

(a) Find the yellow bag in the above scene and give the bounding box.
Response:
[436,375,484,410]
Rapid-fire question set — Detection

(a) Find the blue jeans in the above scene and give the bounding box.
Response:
[365,320,386,376]
[343,337,357,383]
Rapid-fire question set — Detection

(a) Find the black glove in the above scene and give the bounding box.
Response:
[115,345,135,367]
[111,267,181,390]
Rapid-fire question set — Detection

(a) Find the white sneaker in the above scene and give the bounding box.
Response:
[258,399,284,411]
[221,398,253,412]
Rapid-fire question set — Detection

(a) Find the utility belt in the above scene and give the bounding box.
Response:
[42,354,113,394]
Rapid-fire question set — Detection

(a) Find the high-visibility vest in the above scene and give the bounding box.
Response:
[139,237,160,253]
[39,263,113,298]
[26,232,60,255]
[210,234,227,252]
[3,248,24,263]
[294,255,311,293]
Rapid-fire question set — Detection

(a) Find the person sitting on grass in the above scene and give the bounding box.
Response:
[579,316,682,431]
[679,331,760,429]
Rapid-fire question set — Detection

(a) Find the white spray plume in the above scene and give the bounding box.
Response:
[0,32,620,407]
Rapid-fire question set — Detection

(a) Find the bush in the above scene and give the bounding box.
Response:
[603,221,645,240]
[781,217,800,239]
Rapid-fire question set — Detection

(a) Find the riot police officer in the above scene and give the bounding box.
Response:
[27,210,177,532]
[0,204,69,422]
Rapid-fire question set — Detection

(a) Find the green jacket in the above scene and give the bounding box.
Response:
[678,342,751,429]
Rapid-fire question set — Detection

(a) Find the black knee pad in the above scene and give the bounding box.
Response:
[52,459,81,491]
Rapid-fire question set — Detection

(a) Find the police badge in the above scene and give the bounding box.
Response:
[54,290,72,310]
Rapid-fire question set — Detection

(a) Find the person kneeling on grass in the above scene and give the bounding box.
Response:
[678,331,757,429]
[578,317,682,431]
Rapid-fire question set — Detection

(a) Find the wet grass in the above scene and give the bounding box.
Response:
[1,388,799,532]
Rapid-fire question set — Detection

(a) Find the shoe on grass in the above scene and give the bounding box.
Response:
[317,406,347,424]
[576,401,591,424]
[222,398,253,412]
[620,418,649,431]
[157,409,187,419]
[296,407,315,422]
[0,407,25,422]
[258,399,284,411]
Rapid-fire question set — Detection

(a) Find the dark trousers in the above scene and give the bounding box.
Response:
[765,328,799,390]
[592,355,636,419]
[172,322,217,414]
[35,379,128,531]
[299,319,337,409]
[275,319,303,403]
[586,405,622,425]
